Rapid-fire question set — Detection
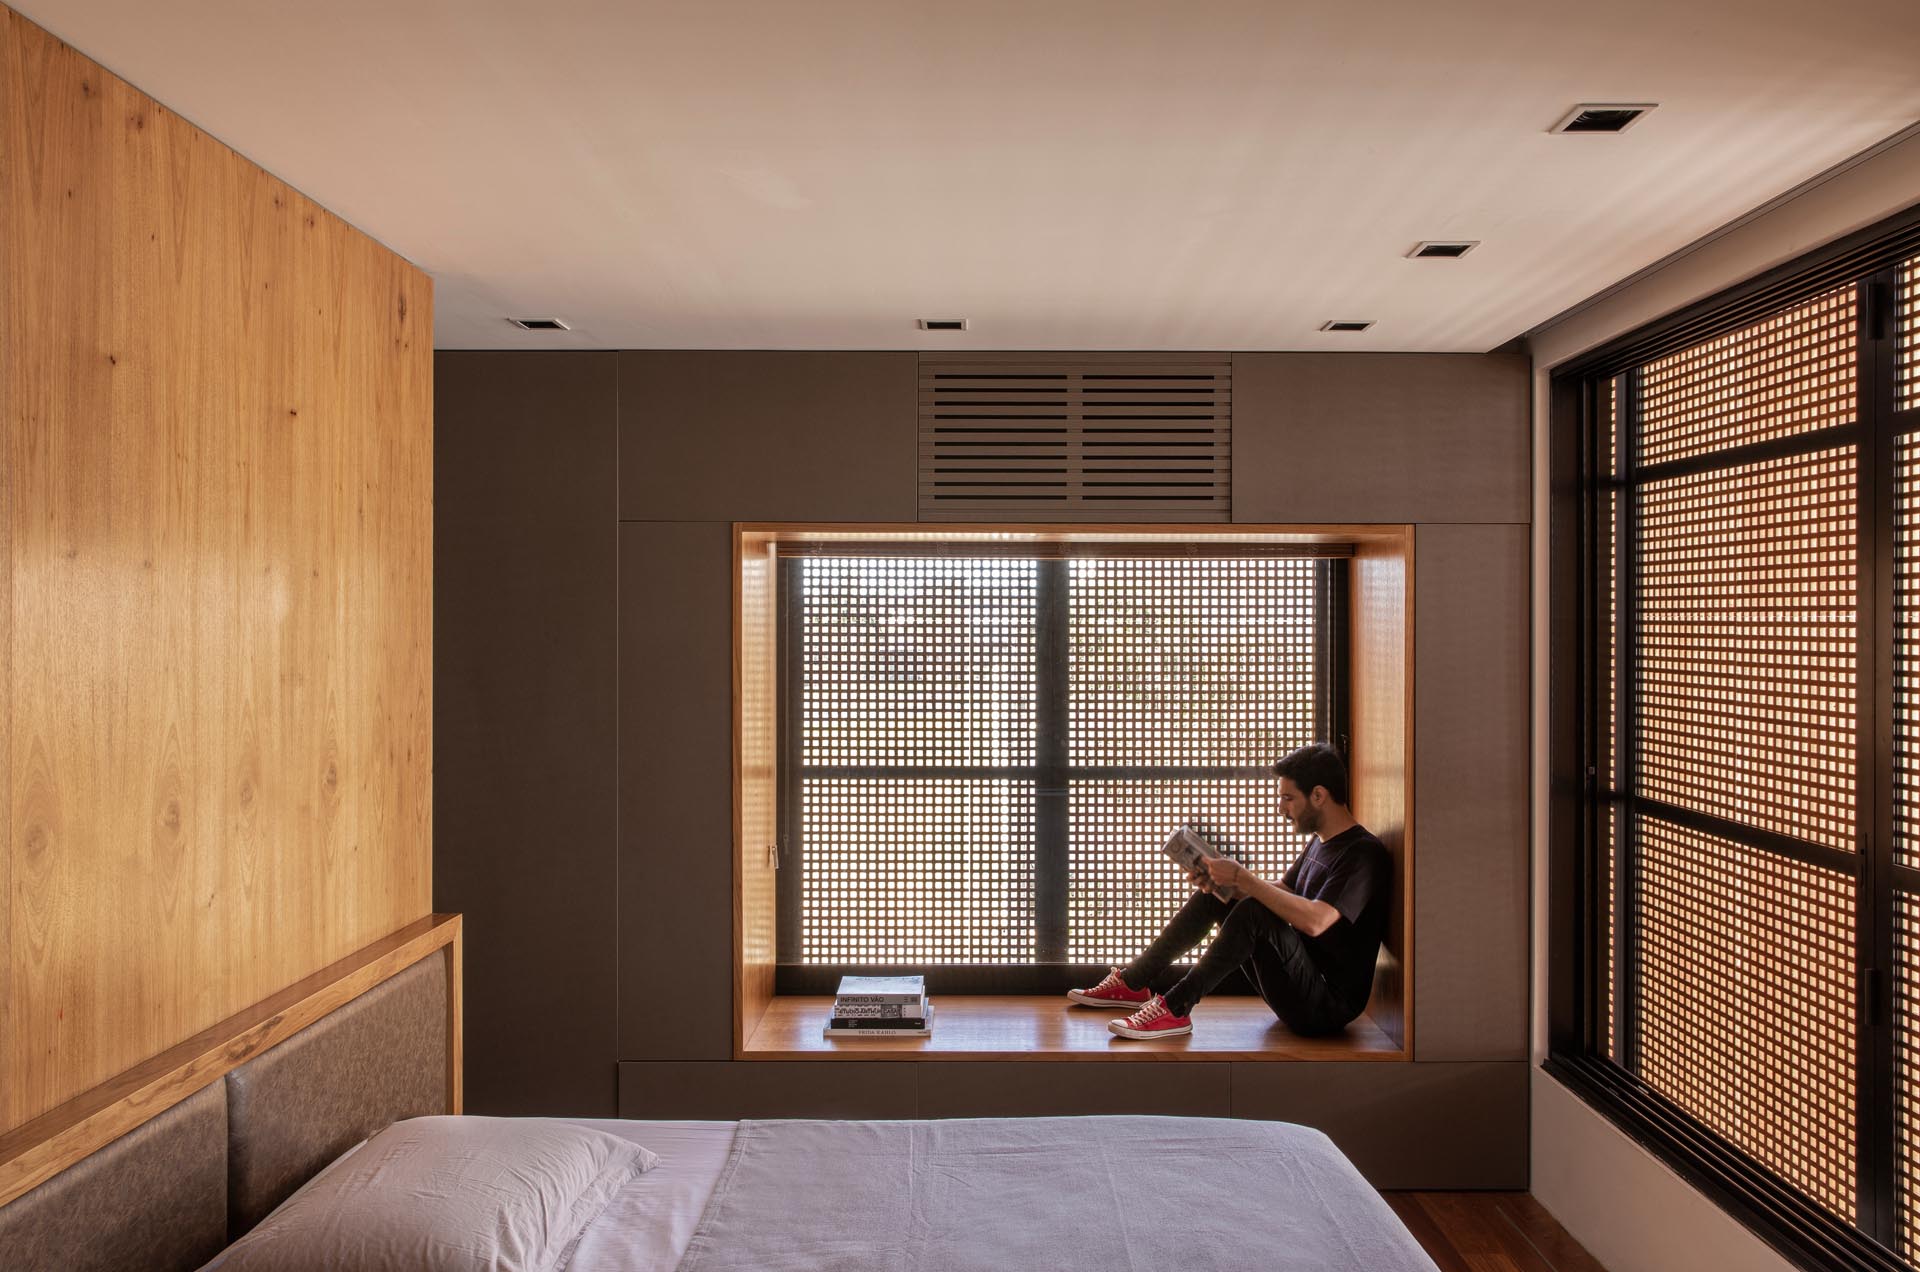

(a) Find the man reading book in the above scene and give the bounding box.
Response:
[1068,744,1392,1040]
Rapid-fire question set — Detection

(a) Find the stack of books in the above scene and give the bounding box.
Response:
[823,974,934,1039]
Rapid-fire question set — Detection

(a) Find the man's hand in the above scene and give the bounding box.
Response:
[1202,856,1250,899]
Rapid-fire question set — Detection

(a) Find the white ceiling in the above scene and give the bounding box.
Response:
[17,0,1920,352]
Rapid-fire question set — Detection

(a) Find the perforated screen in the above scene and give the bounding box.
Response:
[1585,230,1920,1266]
[787,552,1329,970]
[1634,819,1858,1220]
[1898,892,1920,1261]
[1606,283,1867,1232]
[798,557,1036,768]
[1900,255,1918,412]
[1067,558,1316,767]
[1603,380,1619,1061]
[1638,285,1856,466]
[1635,448,1858,851]
[1067,779,1304,964]
[1901,435,1920,872]
[799,778,1036,962]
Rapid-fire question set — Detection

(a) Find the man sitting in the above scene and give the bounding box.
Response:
[1068,744,1392,1040]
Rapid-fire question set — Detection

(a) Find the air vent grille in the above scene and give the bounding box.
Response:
[1408,241,1478,259]
[1551,103,1656,134]
[918,355,1231,523]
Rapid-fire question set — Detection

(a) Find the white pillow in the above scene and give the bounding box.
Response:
[213,1116,656,1271]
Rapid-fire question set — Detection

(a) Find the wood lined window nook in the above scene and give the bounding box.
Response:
[733,524,1414,1061]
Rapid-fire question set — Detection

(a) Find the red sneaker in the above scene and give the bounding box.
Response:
[1067,968,1152,1008]
[1108,995,1193,1040]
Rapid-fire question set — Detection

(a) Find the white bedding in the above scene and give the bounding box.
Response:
[561,1120,739,1271]
[223,1115,1432,1271]
[559,1116,1437,1272]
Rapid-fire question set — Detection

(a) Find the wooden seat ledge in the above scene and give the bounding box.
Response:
[739,994,1407,1061]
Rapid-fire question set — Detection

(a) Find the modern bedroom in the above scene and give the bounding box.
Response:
[0,2,1917,1270]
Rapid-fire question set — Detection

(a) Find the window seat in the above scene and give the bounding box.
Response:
[740,995,1406,1061]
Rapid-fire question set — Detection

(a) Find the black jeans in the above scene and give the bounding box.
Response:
[1120,891,1354,1036]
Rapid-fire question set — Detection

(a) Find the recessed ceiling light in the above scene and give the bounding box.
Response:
[1549,103,1657,134]
[918,318,969,331]
[1319,320,1375,333]
[508,317,570,331]
[1407,241,1479,260]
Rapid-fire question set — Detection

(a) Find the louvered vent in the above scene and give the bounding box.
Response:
[918,355,1231,523]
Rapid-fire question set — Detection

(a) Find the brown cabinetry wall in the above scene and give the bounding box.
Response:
[434,349,1531,1184]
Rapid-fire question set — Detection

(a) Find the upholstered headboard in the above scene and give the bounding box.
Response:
[0,915,460,1272]
[227,955,450,1235]
[0,1082,229,1272]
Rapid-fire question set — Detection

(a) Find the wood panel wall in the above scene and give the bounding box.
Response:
[0,6,433,1132]
[1352,535,1412,1053]
[735,532,779,1052]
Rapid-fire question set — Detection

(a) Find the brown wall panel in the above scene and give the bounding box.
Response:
[618,1061,918,1119]
[1230,1061,1528,1189]
[434,352,619,1114]
[1411,524,1530,1060]
[618,352,917,521]
[618,1059,1524,1187]
[619,522,736,1059]
[2,7,433,1132]
[916,1062,1232,1119]
[433,345,1533,1186]
[1232,354,1529,524]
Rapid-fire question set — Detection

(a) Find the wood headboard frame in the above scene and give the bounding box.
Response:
[0,913,461,1210]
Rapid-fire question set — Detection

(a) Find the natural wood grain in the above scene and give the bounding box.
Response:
[0,914,458,1209]
[742,994,1403,1060]
[1383,1193,1608,1272]
[445,936,464,1115]
[1488,1194,1611,1272]
[737,522,1411,546]
[1353,531,1414,1053]
[735,530,779,1054]
[0,1,10,1172]
[0,6,433,1130]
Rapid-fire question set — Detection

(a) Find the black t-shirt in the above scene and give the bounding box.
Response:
[1279,825,1393,1013]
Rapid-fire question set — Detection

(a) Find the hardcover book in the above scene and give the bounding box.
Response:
[833,974,926,1004]
[824,1003,935,1039]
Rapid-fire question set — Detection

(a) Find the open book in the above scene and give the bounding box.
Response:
[1160,826,1225,874]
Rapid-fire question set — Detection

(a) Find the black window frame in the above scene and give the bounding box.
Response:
[1547,200,1920,1272]
[773,543,1351,996]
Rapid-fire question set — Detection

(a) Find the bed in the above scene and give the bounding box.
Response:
[0,930,1439,1271]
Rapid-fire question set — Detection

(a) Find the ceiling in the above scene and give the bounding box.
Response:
[16,0,1920,352]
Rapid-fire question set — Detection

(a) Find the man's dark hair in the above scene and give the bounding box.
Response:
[1272,744,1349,807]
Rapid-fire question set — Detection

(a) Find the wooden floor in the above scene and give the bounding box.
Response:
[742,994,1404,1059]
[1384,1193,1608,1272]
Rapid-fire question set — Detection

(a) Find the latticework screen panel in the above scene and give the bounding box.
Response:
[1638,285,1856,467]
[1898,891,1920,1261]
[790,550,1327,969]
[798,557,1036,767]
[1636,448,1858,852]
[797,778,1036,963]
[1066,557,1316,767]
[1900,255,1918,412]
[1066,778,1305,964]
[1900,434,1920,871]
[1606,803,1617,1060]
[1604,379,1619,1060]
[1634,818,1858,1221]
